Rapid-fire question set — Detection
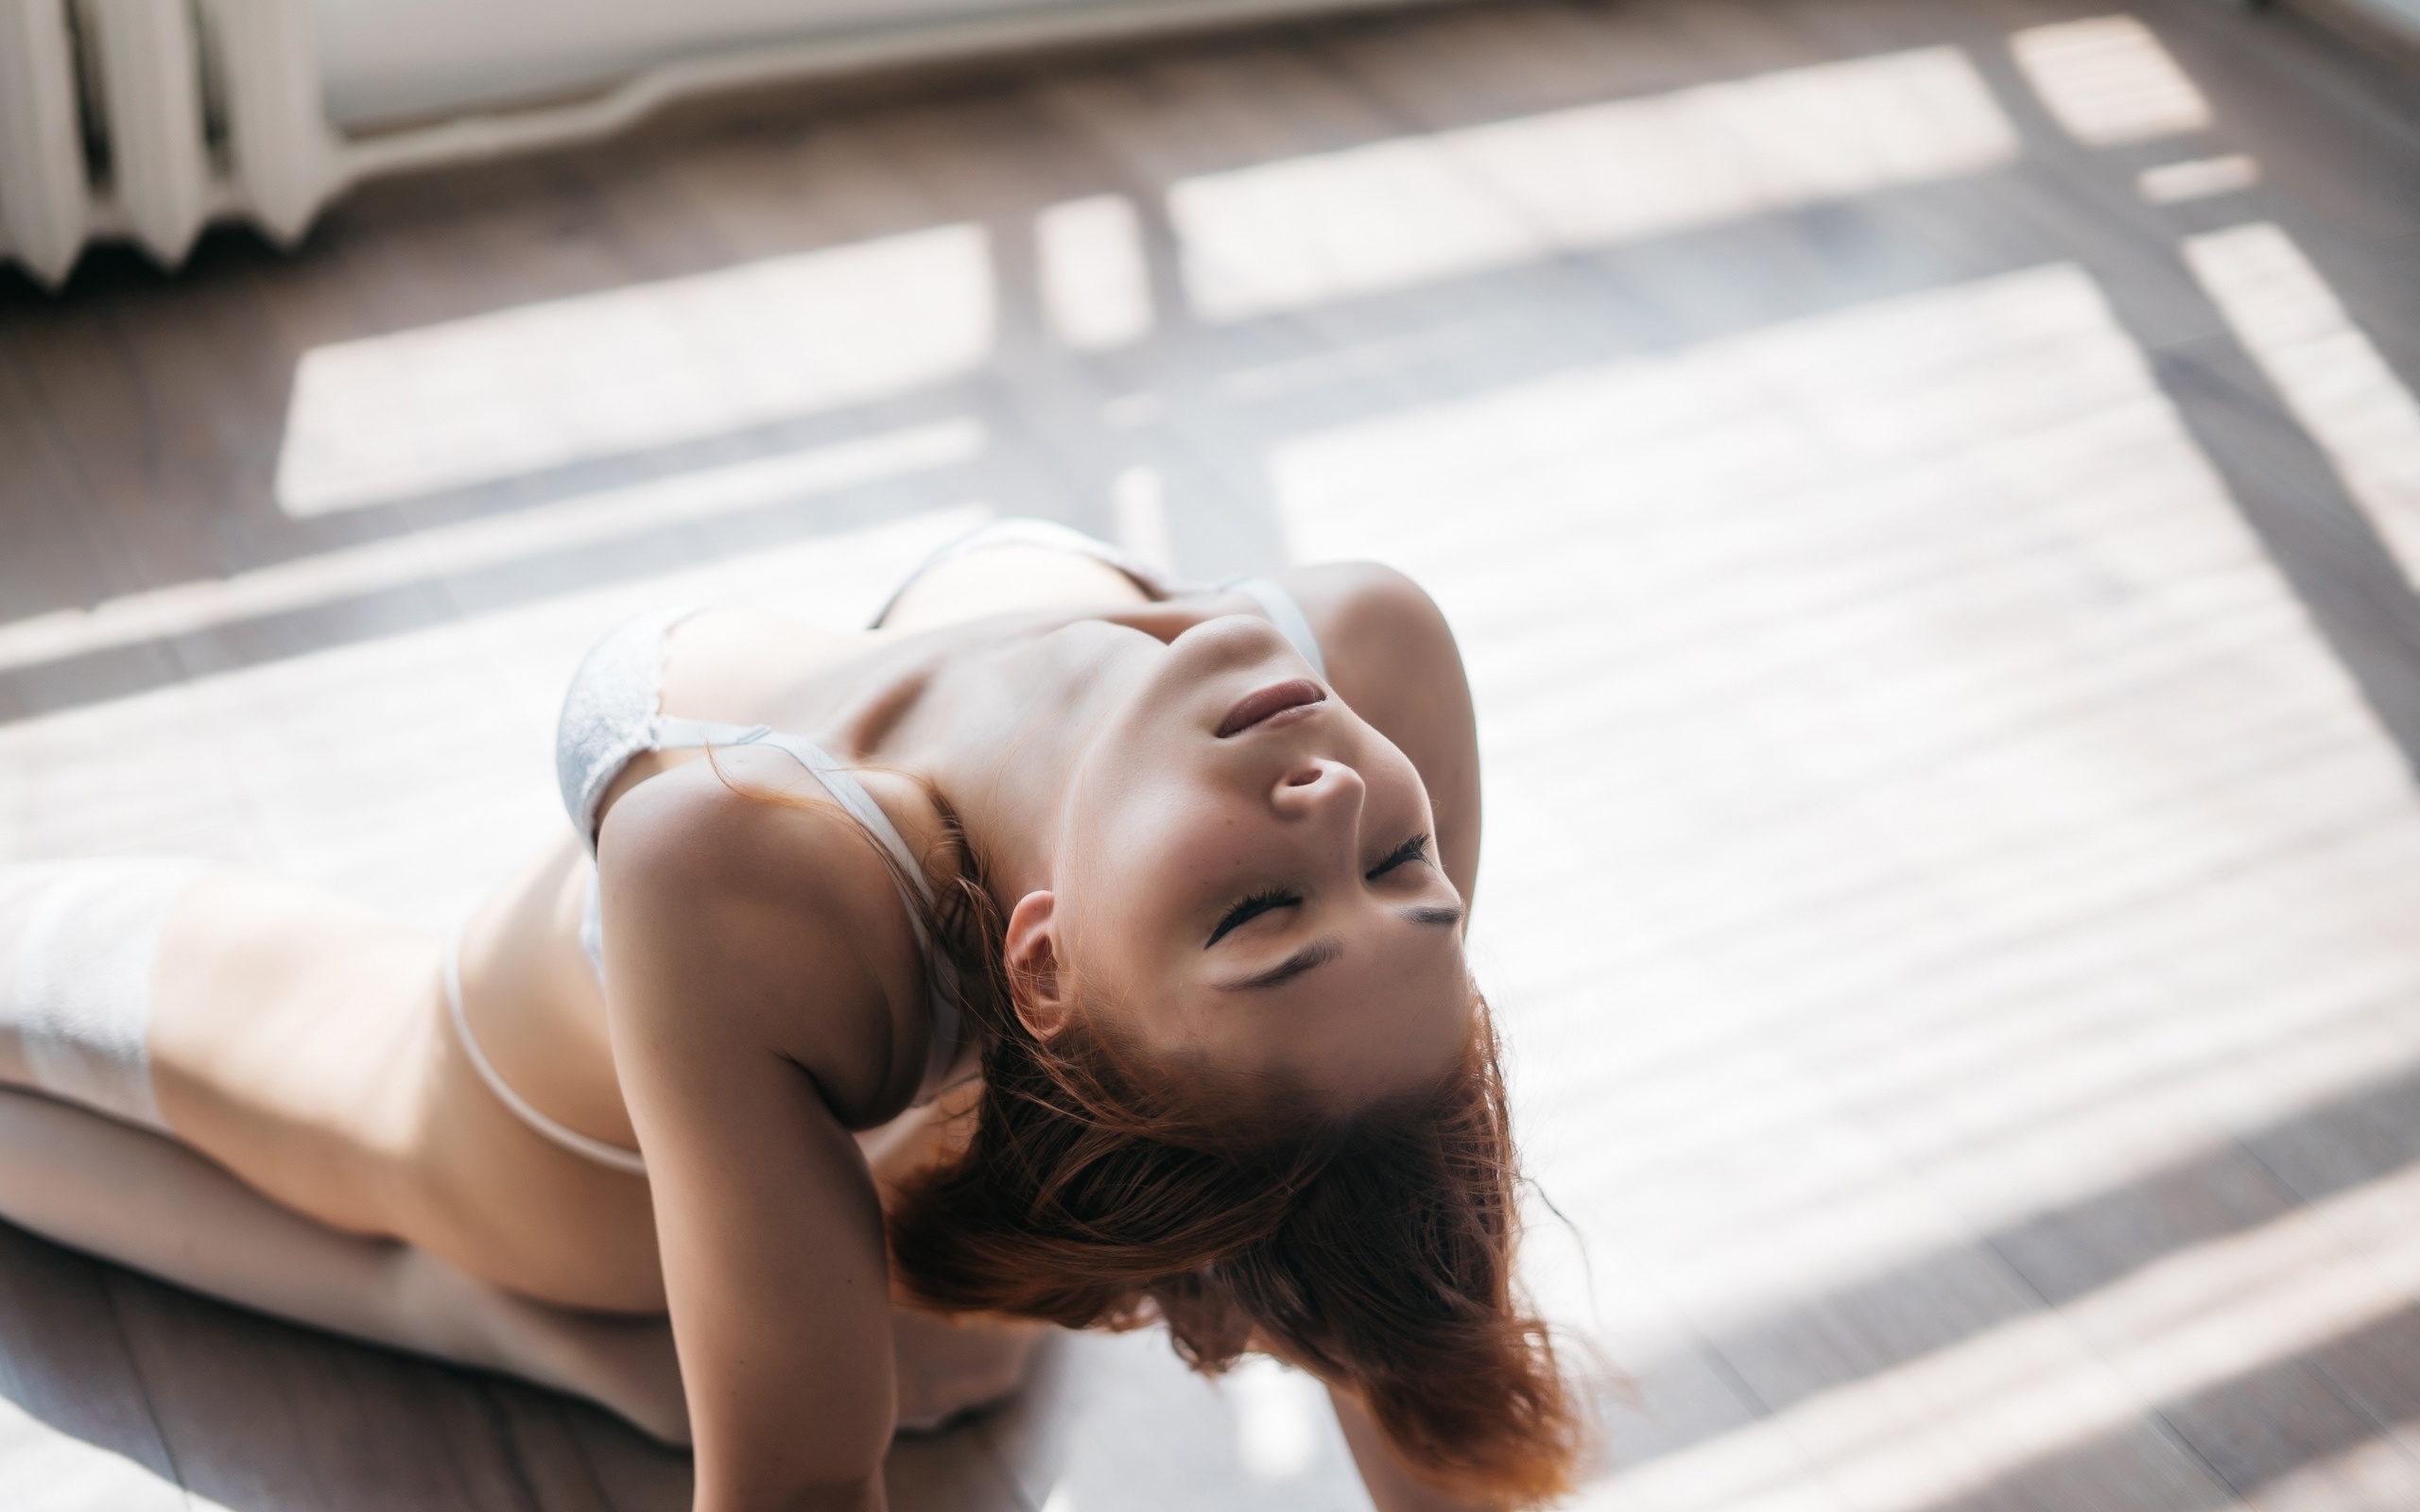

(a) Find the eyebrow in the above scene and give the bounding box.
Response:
[1213,905,1464,993]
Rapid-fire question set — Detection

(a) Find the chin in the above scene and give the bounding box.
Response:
[1145,618,1304,730]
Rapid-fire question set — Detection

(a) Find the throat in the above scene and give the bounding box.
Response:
[901,632,1133,902]
[831,656,940,763]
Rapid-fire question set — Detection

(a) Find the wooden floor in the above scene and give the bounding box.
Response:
[7,0,2420,1507]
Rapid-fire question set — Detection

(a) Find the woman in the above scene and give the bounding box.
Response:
[0,522,1583,1511]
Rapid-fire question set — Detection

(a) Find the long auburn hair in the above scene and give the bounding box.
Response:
[731,764,1587,1506]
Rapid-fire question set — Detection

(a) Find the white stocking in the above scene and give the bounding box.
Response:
[0,859,204,1130]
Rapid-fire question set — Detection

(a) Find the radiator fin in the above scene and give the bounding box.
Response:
[198,0,331,242]
[0,0,89,283]
[84,0,211,265]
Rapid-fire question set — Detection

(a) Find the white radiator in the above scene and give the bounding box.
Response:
[0,0,1450,290]
[0,0,336,285]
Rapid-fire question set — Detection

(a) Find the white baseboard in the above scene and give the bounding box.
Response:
[341,0,1467,183]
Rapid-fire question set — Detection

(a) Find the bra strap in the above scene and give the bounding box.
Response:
[1227,576,1327,679]
[653,720,932,906]
[651,718,965,1096]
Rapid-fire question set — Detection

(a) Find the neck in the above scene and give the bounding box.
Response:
[890,620,1151,905]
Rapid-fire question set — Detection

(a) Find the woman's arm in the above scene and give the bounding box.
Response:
[602,757,937,1512]
[1330,1385,1505,1512]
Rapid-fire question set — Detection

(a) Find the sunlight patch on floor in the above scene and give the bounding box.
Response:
[2011,14,2214,146]
[274,225,994,517]
[1169,46,2018,320]
[0,505,988,924]
[1272,262,2420,1502]
[0,421,982,677]
[2136,152,2258,204]
[1040,194,1157,352]
[2187,221,2420,586]
[0,1390,196,1512]
[1569,1162,2420,1511]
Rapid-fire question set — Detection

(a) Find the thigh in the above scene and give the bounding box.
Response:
[881,543,1152,632]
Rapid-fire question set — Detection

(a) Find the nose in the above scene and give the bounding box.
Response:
[1272,757,1365,835]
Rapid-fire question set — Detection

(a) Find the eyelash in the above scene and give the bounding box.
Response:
[1205,833,1430,947]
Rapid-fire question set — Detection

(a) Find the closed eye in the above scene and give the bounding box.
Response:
[1207,887,1298,947]
[1367,833,1430,880]
[1206,834,1430,949]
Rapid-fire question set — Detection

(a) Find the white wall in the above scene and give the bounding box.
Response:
[310,0,1047,128]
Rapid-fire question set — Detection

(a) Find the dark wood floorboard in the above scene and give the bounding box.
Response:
[0,1224,184,1510]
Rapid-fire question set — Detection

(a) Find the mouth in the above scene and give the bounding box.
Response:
[1217,678,1326,737]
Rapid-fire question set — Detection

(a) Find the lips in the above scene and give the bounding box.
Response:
[1217,678,1326,737]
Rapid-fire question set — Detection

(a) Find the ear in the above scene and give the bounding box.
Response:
[1002,890,1075,1041]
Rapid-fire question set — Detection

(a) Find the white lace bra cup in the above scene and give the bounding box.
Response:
[487,521,1323,1175]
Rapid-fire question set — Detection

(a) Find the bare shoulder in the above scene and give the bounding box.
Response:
[1273,562,1468,729]
[1275,561,1457,655]
[596,748,931,1122]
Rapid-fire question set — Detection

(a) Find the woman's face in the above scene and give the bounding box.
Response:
[1044,614,1474,1110]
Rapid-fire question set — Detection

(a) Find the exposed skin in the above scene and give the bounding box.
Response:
[999,617,1472,1108]
[142,544,1491,1511]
